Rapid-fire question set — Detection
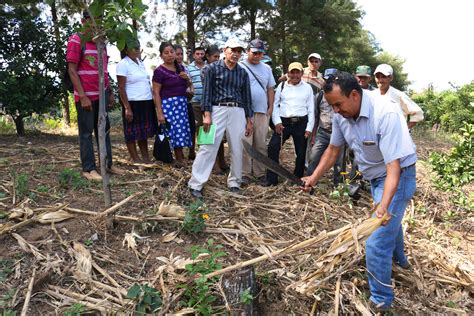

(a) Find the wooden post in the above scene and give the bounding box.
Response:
[96,39,112,207]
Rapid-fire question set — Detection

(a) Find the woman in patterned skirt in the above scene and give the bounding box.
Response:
[152,42,192,164]
[117,39,157,163]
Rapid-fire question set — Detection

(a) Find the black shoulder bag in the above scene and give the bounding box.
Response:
[153,123,173,163]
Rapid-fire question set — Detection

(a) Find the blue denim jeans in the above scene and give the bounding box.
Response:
[306,127,344,185]
[76,100,112,172]
[366,164,416,308]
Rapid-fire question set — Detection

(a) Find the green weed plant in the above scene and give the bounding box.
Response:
[182,200,209,234]
[58,168,88,190]
[126,283,162,315]
[178,239,227,315]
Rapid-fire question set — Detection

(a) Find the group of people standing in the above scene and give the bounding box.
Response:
[67,10,425,312]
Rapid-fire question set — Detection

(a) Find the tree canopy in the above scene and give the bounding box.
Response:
[0,4,61,134]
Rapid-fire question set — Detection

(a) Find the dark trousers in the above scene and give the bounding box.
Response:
[266,117,307,184]
[187,102,196,137]
[306,127,345,185]
[76,100,112,172]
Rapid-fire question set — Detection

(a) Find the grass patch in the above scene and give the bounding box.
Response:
[58,168,88,190]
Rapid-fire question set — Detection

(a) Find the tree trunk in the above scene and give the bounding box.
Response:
[249,10,257,40]
[63,95,71,126]
[96,40,112,208]
[51,0,70,125]
[13,116,25,136]
[186,0,195,62]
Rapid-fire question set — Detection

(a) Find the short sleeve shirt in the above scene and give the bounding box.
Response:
[66,34,109,102]
[152,65,187,99]
[330,91,417,180]
[116,56,152,101]
[188,61,204,103]
[239,60,276,113]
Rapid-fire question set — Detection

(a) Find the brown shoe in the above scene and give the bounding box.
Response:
[82,170,102,181]
[107,165,125,175]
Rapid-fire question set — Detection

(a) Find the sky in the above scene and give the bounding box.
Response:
[356,0,474,91]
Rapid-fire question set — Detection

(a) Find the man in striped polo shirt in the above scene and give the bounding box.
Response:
[188,38,253,198]
[187,47,206,159]
[66,11,121,181]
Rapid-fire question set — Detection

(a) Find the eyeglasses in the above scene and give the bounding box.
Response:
[251,51,264,55]
[309,59,321,64]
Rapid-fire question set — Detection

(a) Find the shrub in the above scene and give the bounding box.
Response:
[413,82,474,132]
[429,122,473,210]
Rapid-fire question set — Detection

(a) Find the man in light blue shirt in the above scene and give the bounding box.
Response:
[302,71,417,312]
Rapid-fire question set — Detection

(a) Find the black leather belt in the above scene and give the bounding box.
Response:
[281,115,308,125]
[217,101,239,107]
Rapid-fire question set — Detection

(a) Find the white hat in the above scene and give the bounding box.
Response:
[374,64,393,76]
[308,53,322,60]
[224,38,244,49]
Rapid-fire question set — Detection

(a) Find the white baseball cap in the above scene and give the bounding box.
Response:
[374,64,393,76]
[308,53,322,60]
[224,38,245,49]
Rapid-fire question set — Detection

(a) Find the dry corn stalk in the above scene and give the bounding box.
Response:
[158,201,185,218]
[72,241,92,281]
[290,214,388,295]
[36,210,74,224]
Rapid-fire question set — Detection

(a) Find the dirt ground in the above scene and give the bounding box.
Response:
[0,119,472,315]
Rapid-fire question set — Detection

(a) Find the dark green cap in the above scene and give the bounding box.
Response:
[355,65,371,77]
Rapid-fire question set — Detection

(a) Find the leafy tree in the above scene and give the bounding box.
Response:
[146,0,233,60]
[260,0,370,72]
[0,4,61,135]
[233,0,272,40]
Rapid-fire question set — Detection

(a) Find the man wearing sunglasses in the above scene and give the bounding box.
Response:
[302,71,417,313]
[240,39,276,185]
[188,38,253,198]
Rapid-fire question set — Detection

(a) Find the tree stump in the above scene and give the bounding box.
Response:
[221,266,258,315]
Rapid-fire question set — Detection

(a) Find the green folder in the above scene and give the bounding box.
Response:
[197,124,216,145]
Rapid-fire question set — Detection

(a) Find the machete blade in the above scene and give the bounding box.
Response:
[242,140,304,186]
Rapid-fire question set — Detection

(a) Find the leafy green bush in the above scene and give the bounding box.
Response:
[413,82,474,132]
[43,117,62,130]
[0,116,15,134]
[429,122,473,210]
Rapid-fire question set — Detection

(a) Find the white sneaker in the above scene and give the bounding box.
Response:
[82,170,102,181]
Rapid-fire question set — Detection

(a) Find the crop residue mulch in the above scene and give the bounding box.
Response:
[0,130,472,315]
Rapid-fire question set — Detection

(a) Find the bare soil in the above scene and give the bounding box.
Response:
[0,122,472,315]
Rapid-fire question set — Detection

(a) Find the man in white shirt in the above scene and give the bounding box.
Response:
[373,64,424,129]
[265,62,314,186]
